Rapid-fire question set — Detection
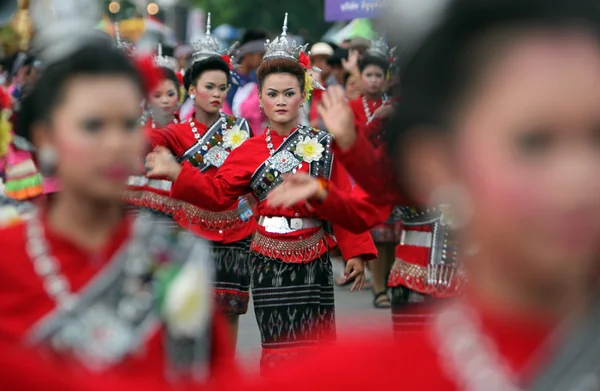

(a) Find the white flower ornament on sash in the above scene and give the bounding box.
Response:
[223,125,249,150]
[159,243,213,338]
[295,136,324,163]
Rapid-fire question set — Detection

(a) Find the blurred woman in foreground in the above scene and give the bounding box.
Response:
[260,0,600,388]
[0,2,233,389]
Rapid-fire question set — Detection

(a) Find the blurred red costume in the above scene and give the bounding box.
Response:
[241,297,557,391]
[312,116,463,334]
[125,114,257,315]
[0,214,235,388]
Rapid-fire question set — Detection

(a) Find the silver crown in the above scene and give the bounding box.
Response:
[263,13,307,62]
[367,37,391,59]
[29,0,103,66]
[154,43,179,71]
[191,13,221,63]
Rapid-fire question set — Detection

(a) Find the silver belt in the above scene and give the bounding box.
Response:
[258,216,321,234]
[400,230,432,248]
[127,176,172,192]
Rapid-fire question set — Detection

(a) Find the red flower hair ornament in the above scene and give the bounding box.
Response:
[221,55,233,70]
[298,52,311,69]
[134,55,164,93]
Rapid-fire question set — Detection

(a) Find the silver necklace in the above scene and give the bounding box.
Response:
[189,112,228,140]
[25,212,154,320]
[435,302,568,391]
[362,94,389,123]
[140,113,179,129]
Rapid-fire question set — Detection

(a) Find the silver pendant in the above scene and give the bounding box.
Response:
[56,304,136,369]
[268,151,300,173]
[204,146,229,168]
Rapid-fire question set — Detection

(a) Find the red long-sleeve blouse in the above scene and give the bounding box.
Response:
[129,116,256,243]
[349,95,387,126]
[167,127,378,264]
[0,216,235,387]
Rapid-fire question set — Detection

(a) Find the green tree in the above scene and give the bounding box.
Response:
[191,0,330,42]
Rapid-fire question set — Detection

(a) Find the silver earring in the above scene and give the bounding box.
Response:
[259,105,263,114]
[428,184,472,229]
[190,94,196,101]
[300,103,304,108]
[38,147,58,177]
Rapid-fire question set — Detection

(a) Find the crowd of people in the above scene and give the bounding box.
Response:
[2,0,600,389]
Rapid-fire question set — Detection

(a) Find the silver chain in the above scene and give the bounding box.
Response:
[189,112,228,140]
[25,212,155,321]
[141,113,179,129]
[265,126,275,155]
[363,94,389,123]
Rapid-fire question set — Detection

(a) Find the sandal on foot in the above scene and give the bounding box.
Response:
[373,291,391,309]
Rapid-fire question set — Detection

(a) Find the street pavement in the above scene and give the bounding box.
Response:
[236,258,393,373]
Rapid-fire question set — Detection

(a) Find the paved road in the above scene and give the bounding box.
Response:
[236,259,393,372]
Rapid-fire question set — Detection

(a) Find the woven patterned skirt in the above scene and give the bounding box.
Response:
[390,285,432,337]
[211,236,252,315]
[251,252,336,376]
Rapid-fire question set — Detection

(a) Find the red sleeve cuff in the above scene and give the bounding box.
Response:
[170,161,195,202]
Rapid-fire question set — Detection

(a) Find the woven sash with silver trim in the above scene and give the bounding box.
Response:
[177,116,250,172]
[25,212,214,380]
[250,126,333,202]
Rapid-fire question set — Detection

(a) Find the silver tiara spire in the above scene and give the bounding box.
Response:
[191,12,221,63]
[154,43,179,71]
[114,22,135,53]
[263,13,306,62]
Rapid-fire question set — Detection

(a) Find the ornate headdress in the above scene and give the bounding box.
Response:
[153,43,178,71]
[190,12,237,72]
[29,0,103,66]
[367,37,397,61]
[263,13,324,101]
[191,13,219,63]
[367,36,398,78]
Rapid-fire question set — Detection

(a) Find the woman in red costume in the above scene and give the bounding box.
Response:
[270,54,463,335]
[0,3,234,388]
[145,13,377,375]
[346,47,398,309]
[254,0,600,388]
[127,14,256,348]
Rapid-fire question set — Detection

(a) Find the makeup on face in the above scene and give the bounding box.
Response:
[51,77,145,199]
[452,33,600,271]
[148,79,179,114]
[260,73,304,126]
[361,64,385,95]
[194,70,229,115]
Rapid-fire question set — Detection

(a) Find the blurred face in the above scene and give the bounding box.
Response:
[246,52,265,71]
[345,76,361,100]
[36,76,144,202]
[259,73,304,127]
[148,79,179,115]
[409,31,600,290]
[189,70,228,116]
[311,55,331,77]
[360,64,386,96]
[331,65,345,85]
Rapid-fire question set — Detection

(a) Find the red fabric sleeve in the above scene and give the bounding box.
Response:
[146,125,186,156]
[312,184,394,233]
[332,129,403,206]
[169,148,253,211]
[326,159,378,261]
